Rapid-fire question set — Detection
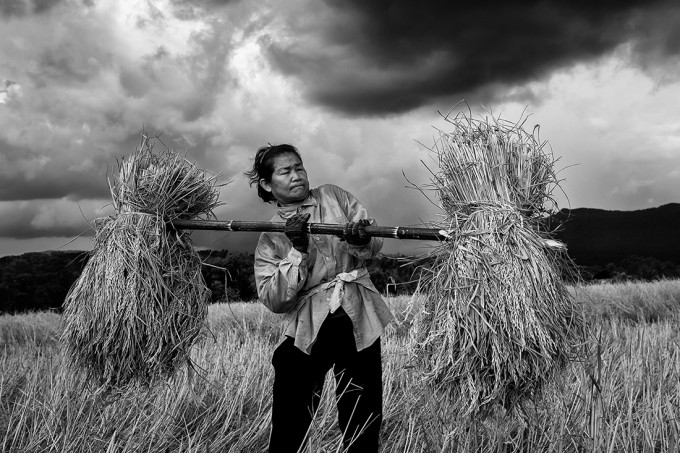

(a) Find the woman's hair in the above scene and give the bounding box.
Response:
[244,144,303,203]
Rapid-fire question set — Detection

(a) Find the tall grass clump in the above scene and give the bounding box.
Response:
[576,279,680,323]
[412,107,586,416]
[61,136,221,389]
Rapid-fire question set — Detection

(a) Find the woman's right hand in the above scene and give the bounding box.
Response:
[284,212,311,253]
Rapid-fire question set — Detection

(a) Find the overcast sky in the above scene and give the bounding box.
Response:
[1,0,679,257]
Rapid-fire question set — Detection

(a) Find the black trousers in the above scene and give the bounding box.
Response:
[269,310,383,453]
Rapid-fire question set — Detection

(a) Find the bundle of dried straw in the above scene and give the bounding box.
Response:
[61,136,221,389]
[412,109,585,416]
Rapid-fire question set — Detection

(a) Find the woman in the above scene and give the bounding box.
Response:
[245,144,393,453]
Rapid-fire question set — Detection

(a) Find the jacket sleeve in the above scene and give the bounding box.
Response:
[254,233,309,314]
[335,185,383,260]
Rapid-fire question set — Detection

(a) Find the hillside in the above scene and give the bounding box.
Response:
[550,203,680,265]
[0,251,88,313]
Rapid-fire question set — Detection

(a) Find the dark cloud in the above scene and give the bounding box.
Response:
[0,128,232,240]
[0,172,109,202]
[0,207,93,239]
[626,2,680,81]
[263,0,680,115]
[0,139,110,201]
[170,0,240,6]
[32,0,61,14]
[169,0,241,20]
[180,27,234,121]
[0,125,231,204]
[1,0,27,17]
[32,48,104,86]
[0,207,49,239]
[0,0,90,17]
[0,130,159,202]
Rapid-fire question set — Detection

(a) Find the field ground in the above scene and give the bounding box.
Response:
[1,280,680,452]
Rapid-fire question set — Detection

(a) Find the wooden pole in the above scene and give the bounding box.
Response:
[171,219,447,241]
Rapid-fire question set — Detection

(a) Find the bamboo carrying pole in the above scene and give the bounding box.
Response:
[172,219,448,241]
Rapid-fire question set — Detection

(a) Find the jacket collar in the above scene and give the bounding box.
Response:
[276,189,318,219]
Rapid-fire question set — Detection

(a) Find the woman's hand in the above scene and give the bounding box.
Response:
[343,219,371,246]
[285,212,311,253]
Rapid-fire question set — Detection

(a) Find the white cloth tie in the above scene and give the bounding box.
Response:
[328,268,368,313]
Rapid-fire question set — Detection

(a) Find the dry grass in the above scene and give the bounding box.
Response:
[413,108,585,415]
[574,279,680,322]
[0,311,60,347]
[60,136,221,389]
[1,282,680,451]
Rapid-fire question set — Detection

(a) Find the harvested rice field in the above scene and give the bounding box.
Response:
[2,279,680,452]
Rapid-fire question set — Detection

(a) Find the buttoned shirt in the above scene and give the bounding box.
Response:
[254,184,394,354]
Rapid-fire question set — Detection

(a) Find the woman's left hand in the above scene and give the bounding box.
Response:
[342,219,371,246]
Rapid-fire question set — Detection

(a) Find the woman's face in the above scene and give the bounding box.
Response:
[260,153,310,205]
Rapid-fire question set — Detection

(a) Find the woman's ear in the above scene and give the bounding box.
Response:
[259,178,272,193]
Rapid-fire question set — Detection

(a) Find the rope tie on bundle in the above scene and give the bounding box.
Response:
[438,201,566,249]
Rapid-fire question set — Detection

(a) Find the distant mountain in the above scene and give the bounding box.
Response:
[549,203,680,266]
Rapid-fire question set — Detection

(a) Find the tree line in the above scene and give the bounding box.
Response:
[2,249,678,314]
[0,250,423,314]
[579,255,680,282]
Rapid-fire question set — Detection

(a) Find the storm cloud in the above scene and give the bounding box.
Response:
[263,0,680,115]
[1,0,679,254]
[0,0,238,200]
[0,0,75,18]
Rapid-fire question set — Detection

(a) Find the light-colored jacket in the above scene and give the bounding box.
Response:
[254,184,394,353]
